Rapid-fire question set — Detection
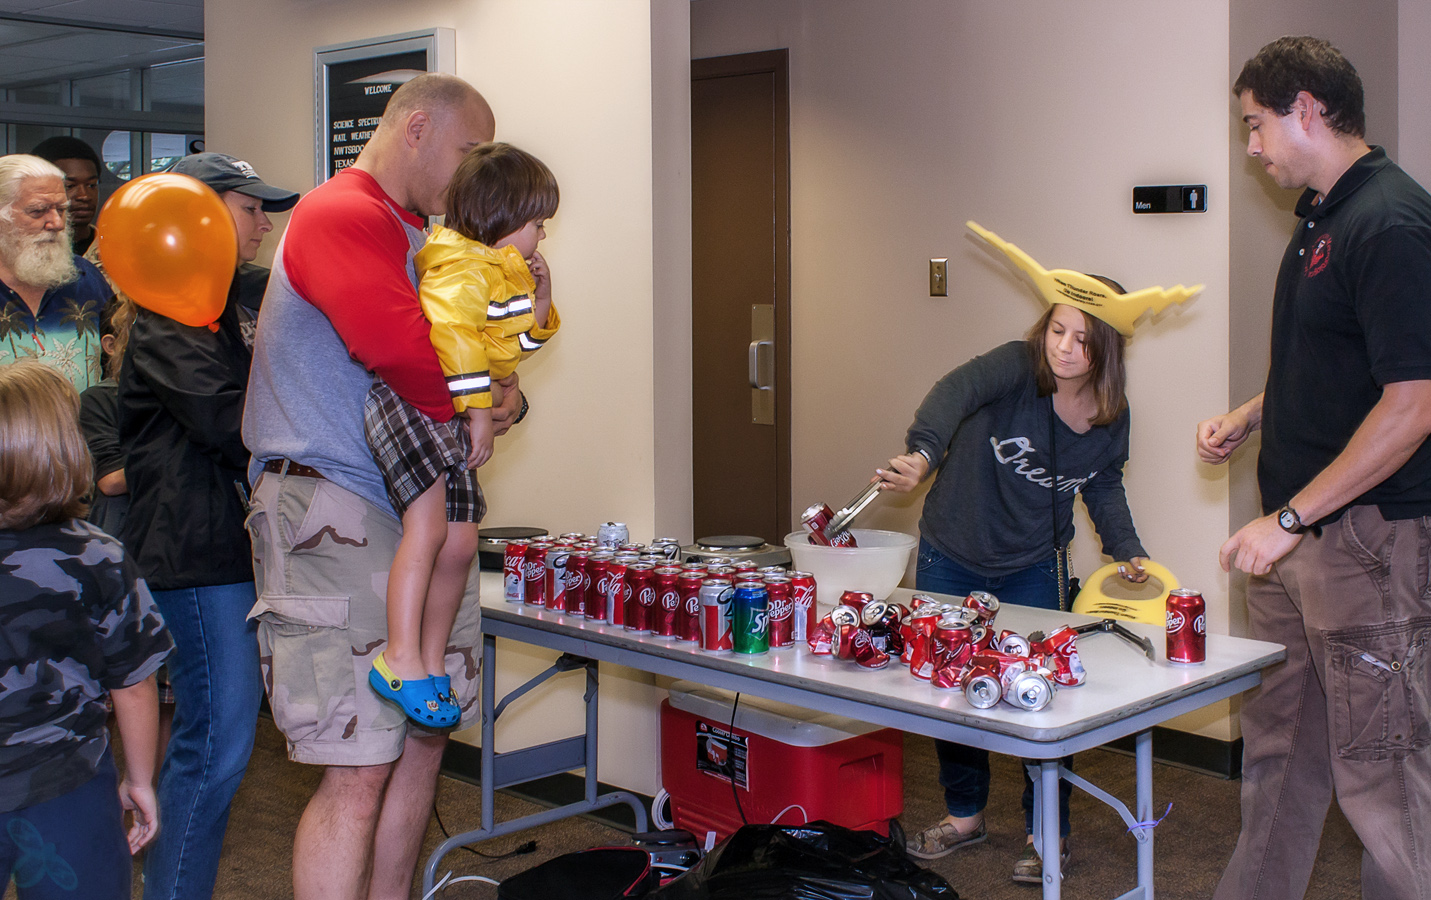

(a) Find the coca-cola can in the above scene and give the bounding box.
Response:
[624,563,655,633]
[559,532,587,543]
[503,540,529,603]
[839,591,875,613]
[997,631,1031,657]
[790,571,817,642]
[758,565,788,577]
[565,550,588,617]
[676,572,704,643]
[605,559,628,627]
[963,669,1003,705]
[860,600,889,628]
[652,567,682,638]
[733,561,759,575]
[1167,588,1207,665]
[964,591,1000,624]
[906,608,941,679]
[800,502,836,546]
[586,553,612,622]
[680,561,709,576]
[764,576,794,648]
[829,604,861,629]
[545,545,571,613]
[524,542,551,607]
[849,627,891,668]
[597,522,629,548]
[699,578,735,653]
[808,617,835,655]
[1006,669,1056,711]
[1034,625,1086,686]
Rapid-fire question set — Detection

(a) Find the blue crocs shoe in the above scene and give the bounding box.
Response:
[431,674,462,723]
[368,653,459,728]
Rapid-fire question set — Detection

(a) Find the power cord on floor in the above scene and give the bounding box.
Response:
[421,871,501,900]
[433,801,538,860]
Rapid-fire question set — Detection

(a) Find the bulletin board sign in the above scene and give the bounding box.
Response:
[314,28,455,184]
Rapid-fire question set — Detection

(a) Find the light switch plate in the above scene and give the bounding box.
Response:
[930,258,948,296]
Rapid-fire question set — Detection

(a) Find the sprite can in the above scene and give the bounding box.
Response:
[732,580,770,655]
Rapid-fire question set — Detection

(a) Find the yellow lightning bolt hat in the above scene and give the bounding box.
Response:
[966,221,1202,336]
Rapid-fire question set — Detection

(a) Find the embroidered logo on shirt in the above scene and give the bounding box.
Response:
[1305,233,1331,278]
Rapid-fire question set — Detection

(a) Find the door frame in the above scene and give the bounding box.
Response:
[691,48,792,538]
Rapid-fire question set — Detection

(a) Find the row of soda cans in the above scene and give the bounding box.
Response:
[502,532,818,654]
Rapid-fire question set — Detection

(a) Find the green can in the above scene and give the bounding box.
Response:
[732,581,770,655]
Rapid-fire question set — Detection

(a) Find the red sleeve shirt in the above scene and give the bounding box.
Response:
[281,168,453,421]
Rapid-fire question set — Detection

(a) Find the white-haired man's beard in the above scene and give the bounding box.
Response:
[0,224,76,291]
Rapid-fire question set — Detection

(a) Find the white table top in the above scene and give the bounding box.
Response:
[477,574,1284,754]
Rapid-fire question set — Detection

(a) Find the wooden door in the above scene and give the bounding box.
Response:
[691,50,791,544]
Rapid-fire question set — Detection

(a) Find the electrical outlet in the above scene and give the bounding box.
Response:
[930,258,948,296]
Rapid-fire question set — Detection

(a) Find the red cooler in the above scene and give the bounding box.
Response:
[659,681,903,843]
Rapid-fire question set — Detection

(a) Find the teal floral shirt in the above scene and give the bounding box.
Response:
[0,257,111,392]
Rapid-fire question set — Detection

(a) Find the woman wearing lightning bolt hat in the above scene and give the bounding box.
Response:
[881,222,1200,882]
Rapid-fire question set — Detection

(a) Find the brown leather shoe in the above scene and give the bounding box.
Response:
[905,818,988,860]
[1011,839,1071,883]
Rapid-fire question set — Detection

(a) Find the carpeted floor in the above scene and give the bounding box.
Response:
[99,716,1365,899]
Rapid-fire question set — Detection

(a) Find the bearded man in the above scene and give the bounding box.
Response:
[0,154,112,390]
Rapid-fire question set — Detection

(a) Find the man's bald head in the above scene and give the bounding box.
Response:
[381,73,493,134]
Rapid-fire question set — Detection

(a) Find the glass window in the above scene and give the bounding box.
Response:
[73,71,133,110]
[147,59,203,117]
[148,133,188,172]
[101,131,133,180]
[14,125,65,154]
[11,83,63,105]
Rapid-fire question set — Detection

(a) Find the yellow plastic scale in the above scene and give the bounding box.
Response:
[1070,559,1179,626]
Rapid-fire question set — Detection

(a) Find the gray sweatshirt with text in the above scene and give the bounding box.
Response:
[905,341,1146,577]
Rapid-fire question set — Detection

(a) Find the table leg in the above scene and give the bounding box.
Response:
[1041,758,1061,900]
[1136,729,1154,899]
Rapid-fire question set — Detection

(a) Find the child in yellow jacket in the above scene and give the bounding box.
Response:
[364,143,560,726]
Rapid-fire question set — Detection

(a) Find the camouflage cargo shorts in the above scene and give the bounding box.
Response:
[245,468,482,766]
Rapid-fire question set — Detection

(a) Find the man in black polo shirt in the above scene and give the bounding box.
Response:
[1197,36,1431,900]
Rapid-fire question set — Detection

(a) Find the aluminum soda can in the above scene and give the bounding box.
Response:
[790,571,817,642]
[652,539,683,561]
[559,532,587,543]
[733,561,759,575]
[605,559,628,627]
[676,572,704,642]
[963,669,1003,705]
[859,600,889,628]
[1006,669,1056,711]
[503,540,529,603]
[699,578,735,653]
[524,542,551,607]
[799,502,837,546]
[1034,625,1087,686]
[652,566,682,638]
[545,545,571,613]
[680,561,709,576]
[850,627,891,668]
[840,591,875,613]
[964,591,1000,624]
[624,563,655,633]
[764,576,794,648]
[565,550,588,617]
[997,631,1031,657]
[586,553,612,622]
[597,522,629,548]
[758,565,788,577]
[1166,588,1207,665]
[619,542,646,554]
[732,580,770,655]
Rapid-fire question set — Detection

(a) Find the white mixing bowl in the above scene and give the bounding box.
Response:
[783,529,917,604]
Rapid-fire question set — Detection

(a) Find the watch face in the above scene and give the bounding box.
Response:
[1279,509,1297,531]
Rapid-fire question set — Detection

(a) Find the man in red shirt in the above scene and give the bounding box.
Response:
[244,74,519,900]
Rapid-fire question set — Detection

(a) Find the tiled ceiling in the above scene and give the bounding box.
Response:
[0,0,201,89]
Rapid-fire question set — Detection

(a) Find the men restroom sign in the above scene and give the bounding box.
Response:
[315,29,455,184]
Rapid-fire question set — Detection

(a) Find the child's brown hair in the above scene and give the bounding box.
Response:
[444,142,559,247]
[0,361,91,529]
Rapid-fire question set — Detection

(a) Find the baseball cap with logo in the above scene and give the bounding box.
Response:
[168,152,299,212]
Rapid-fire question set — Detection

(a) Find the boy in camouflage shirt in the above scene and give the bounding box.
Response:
[0,360,171,898]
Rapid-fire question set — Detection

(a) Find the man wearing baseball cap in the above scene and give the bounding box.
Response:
[116,152,299,900]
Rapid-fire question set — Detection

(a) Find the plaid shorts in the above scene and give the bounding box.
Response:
[364,378,485,522]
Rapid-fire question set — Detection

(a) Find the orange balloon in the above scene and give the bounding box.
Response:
[94,173,237,328]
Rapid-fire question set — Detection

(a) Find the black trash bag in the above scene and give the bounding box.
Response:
[651,821,959,900]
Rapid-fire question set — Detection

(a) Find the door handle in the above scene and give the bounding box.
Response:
[748,339,773,389]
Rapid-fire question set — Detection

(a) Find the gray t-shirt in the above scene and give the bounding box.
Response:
[905,340,1146,577]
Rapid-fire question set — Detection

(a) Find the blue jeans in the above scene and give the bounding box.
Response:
[916,538,1073,836]
[143,582,262,900]
[0,749,130,900]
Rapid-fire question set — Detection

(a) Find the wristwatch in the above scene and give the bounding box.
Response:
[1276,504,1306,534]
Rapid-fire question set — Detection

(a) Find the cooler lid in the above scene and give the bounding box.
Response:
[694,535,767,551]
[666,680,883,746]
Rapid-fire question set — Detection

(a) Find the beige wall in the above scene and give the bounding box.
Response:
[693,0,1237,738]
[206,0,680,794]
